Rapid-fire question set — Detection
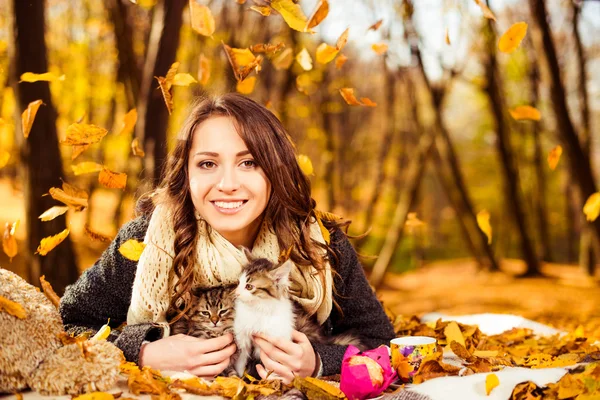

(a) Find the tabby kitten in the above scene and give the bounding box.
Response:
[233,250,364,377]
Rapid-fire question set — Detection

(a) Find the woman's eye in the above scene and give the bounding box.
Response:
[245,284,254,291]
[199,161,216,169]
[241,160,256,168]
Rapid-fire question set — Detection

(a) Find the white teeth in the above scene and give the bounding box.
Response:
[214,201,244,209]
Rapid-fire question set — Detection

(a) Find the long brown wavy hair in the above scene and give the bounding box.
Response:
[137,93,347,325]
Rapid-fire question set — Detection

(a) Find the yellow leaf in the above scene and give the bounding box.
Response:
[71,144,91,160]
[36,228,70,256]
[92,323,111,341]
[172,73,198,86]
[509,105,541,121]
[444,321,466,347]
[368,19,383,31]
[335,54,348,70]
[131,137,145,157]
[473,350,498,358]
[476,210,492,244]
[236,76,257,95]
[574,325,585,338]
[250,6,271,16]
[296,74,317,96]
[316,43,339,64]
[336,28,349,50]
[270,0,310,32]
[156,62,179,114]
[231,48,256,67]
[296,48,313,71]
[315,214,330,244]
[119,239,146,261]
[0,151,10,169]
[445,28,451,45]
[99,167,127,190]
[271,48,294,70]
[118,108,137,136]
[547,145,562,171]
[372,43,388,55]
[498,22,528,54]
[0,295,27,319]
[49,186,88,211]
[297,154,313,176]
[20,72,65,83]
[62,123,108,146]
[2,221,19,261]
[189,1,215,36]
[39,206,70,221]
[72,161,103,176]
[22,100,44,139]
[339,88,376,107]
[223,44,263,81]
[198,53,211,85]
[474,0,496,21]
[583,192,600,222]
[556,374,584,399]
[73,392,114,400]
[305,0,329,30]
[485,373,499,395]
[63,181,89,200]
[85,225,114,243]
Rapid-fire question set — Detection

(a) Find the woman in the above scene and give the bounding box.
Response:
[60,93,395,382]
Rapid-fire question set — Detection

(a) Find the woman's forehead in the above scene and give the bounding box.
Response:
[191,116,248,154]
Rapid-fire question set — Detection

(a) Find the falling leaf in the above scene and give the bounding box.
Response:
[71,144,91,160]
[271,48,294,70]
[222,43,263,81]
[270,0,311,32]
[36,228,70,256]
[92,323,111,341]
[72,161,103,176]
[131,137,146,157]
[368,19,383,31]
[305,0,329,30]
[509,105,541,121]
[583,193,600,222]
[249,6,271,16]
[99,167,127,190]
[0,296,27,319]
[118,108,137,136]
[85,225,114,243]
[21,100,44,139]
[119,239,146,261]
[62,123,108,146]
[444,321,466,347]
[236,76,257,94]
[485,373,499,395]
[498,22,528,54]
[156,62,179,114]
[250,42,285,55]
[445,28,451,45]
[339,88,376,107]
[474,0,496,21]
[172,73,198,87]
[316,43,339,64]
[360,97,377,107]
[296,48,313,71]
[298,154,313,176]
[0,151,10,169]
[19,72,65,83]
[2,221,18,262]
[236,0,246,3]
[296,74,317,95]
[476,210,492,244]
[49,185,89,211]
[371,43,388,55]
[335,54,348,70]
[336,28,350,50]
[198,53,211,85]
[39,275,61,309]
[547,146,562,171]
[189,1,215,36]
[39,206,69,221]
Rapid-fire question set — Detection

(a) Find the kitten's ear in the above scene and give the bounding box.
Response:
[271,259,293,286]
[241,246,254,263]
[191,286,203,297]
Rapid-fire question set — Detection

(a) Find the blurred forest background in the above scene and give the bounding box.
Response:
[1,0,599,332]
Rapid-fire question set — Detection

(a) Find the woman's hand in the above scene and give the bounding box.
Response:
[139,333,236,378]
[253,330,317,383]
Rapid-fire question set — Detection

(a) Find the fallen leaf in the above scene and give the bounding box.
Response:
[0,295,27,319]
[236,76,257,94]
[85,225,114,243]
[556,373,584,399]
[486,373,499,395]
[99,167,127,189]
[249,5,272,16]
[335,54,348,69]
[72,161,103,176]
[198,53,211,85]
[39,206,69,221]
[92,323,111,341]
[509,105,541,121]
[73,392,115,400]
[20,72,65,82]
[22,100,44,138]
[371,43,388,55]
[547,146,562,171]
[296,48,313,71]
[119,239,146,261]
[189,1,215,36]
[368,19,383,31]
[444,321,466,347]
[271,48,294,70]
[172,73,198,86]
[293,377,345,399]
[36,228,70,256]
[474,0,496,21]
[62,123,108,146]
[476,209,492,244]
[305,0,329,30]
[40,275,61,309]
[131,137,145,157]
[583,193,600,222]
[298,154,313,176]
[118,108,137,136]
[498,22,528,54]
[2,221,18,262]
[270,0,310,32]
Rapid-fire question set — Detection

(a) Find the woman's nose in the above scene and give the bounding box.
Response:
[216,168,241,192]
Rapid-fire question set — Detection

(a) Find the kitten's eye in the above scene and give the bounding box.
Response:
[200,311,211,317]
[219,309,228,316]
[245,284,254,291]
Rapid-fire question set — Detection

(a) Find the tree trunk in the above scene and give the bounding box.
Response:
[13,0,79,294]
[135,0,186,188]
[483,15,540,276]
[528,0,600,244]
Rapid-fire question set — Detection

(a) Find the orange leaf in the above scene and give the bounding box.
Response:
[189,1,215,36]
[118,108,138,136]
[509,105,541,121]
[547,145,562,171]
[222,44,263,82]
[335,54,348,70]
[445,28,451,45]
[156,62,179,114]
[131,137,145,157]
[305,0,329,30]
[72,161,103,176]
[0,295,27,319]
[250,42,285,55]
[368,19,383,31]
[39,206,69,221]
[444,321,466,347]
[236,76,257,94]
[119,239,146,261]
[198,53,211,85]
[316,43,339,64]
[99,167,127,189]
[2,220,19,262]
[62,123,108,146]
[498,22,528,54]
[271,48,294,70]
[85,225,114,243]
[360,97,377,107]
[339,88,362,106]
[40,275,61,309]
[296,48,313,71]
[22,100,44,139]
[49,185,88,211]
[249,5,271,16]
[474,0,496,21]
[371,43,388,55]
[36,228,70,256]
[336,28,350,51]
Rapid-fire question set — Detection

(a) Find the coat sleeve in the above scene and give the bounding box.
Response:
[311,229,396,376]
[59,215,163,364]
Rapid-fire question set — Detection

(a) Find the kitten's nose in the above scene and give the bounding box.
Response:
[211,316,219,325]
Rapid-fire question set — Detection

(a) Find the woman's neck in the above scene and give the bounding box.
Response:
[219,215,264,249]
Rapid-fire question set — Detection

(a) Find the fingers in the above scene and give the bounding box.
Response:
[194,333,235,355]
[291,330,309,344]
[256,364,287,383]
[194,342,237,366]
[254,336,301,371]
[189,356,231,378]
[254,333,302,356]
[258,352,294,383]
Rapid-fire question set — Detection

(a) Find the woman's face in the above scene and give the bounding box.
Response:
[187,116,271,248]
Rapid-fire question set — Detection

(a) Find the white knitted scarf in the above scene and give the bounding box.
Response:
[127,204,333,337]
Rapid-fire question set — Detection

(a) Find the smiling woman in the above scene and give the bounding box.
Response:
[59,93,395,382]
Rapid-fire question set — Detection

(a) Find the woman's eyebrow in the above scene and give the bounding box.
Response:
[193,150,251,157]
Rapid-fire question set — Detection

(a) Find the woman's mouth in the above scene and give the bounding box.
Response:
[211,200,248,214]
